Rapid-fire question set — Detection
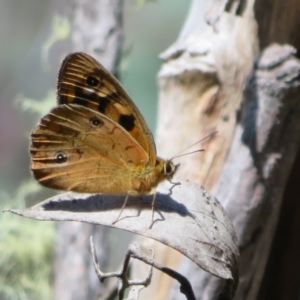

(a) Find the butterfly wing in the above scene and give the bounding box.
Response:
[57,52,156,166]
[30,104,149,194]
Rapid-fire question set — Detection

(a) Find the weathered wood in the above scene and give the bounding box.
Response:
[135,0,258,298]
[68,0,124,73]
[255,0,300,51]
[258,152,300,299]
[134,0,300,299]
[253,2,300,297]
[210,44,300,299]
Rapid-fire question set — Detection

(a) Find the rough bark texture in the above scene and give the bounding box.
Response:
[53,1,123,299]
[133,0,300,299]
[255,0,300,51]
[51,0,300,299]
[69,0,124,73]
[258,152,300,299]
[253,2,300,298]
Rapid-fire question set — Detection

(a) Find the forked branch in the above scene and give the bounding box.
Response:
[90,238,196,300]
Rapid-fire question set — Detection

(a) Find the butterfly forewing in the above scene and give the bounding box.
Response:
[57,52,156,166]
[30,104,150,193]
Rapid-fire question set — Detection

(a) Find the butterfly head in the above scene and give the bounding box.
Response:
[163,160,180,180]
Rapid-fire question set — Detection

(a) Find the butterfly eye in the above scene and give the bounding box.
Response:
[86,76,99,87]
[164,161,175,176]
[90,117,104,127]
[55,152,67,163]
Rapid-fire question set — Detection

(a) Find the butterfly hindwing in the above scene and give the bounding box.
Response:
[30,104,149,193]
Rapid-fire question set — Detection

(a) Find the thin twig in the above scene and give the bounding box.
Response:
[90,237,153,300]
[90,237,196,300]
[128,244,196,300]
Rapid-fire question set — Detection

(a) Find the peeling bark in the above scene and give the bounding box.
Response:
[134,1,300,299]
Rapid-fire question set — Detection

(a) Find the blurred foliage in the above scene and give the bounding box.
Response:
[15,90,56,117]
[2,49,57,300]
[134,0,157,9]
[42,14,71,71]
[0,181,55,300]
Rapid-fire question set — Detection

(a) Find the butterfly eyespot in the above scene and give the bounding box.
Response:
[90,117,103,127]
[86,76,99,87]
[55,152,67,163]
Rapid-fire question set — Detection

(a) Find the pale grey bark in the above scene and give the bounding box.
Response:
[171,43,300,300]
[68,0,124,73]
[149,0,300,299]
[53,1,124,299]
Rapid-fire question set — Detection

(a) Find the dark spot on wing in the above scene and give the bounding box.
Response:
[59,95,69,104]
[73,87,101,106]
[108,92,120,102]
[86,76,100,87]
[119,114,135,131]
[98,96,111,113]
[73,97,87,106]
[98,92,121,113]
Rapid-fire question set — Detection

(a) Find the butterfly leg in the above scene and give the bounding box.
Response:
[167,179,181,196]
[113,191,131,224]
[168,178,181,186]
[148,192,157,229]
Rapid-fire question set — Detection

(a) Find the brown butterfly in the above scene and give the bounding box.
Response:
[30,52,179,221]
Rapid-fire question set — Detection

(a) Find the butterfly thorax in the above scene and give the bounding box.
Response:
[132,157,178,194]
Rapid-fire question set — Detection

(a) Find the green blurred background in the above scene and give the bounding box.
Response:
[0,0,190,299]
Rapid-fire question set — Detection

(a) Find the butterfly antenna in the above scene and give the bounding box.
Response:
[171,149,205,160]
[170,131,218,160]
